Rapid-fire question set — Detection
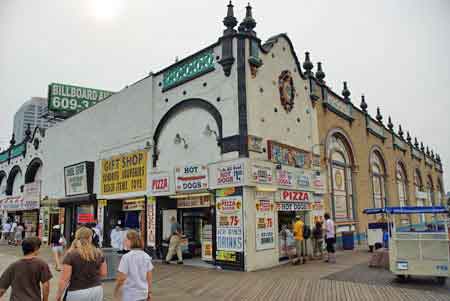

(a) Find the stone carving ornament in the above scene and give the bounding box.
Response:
[278,70,295,113]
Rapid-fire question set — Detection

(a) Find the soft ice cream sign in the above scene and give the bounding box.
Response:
[216,163,244,186]
[175,165,208,192]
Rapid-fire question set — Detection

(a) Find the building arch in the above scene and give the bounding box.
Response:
[153,98,223,167]
[0,171,6,194]
[369,147,387,208]
[435,177,444,205]
[6,165,22,196]
[25,158,43,184]
[396,161,409,207]
[326,129,356,221]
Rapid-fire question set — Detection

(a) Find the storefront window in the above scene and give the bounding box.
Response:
[426,176,434,206]
[414,169,425,224]
[370,151,386,208]
[436,179,443,206]
[328,135,354,221]
[77,204,95,225]
[396,163,408,207]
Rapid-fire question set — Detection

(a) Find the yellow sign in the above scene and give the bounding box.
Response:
[122,198,145,211]
[98,199,108,207]
[216,250,236,262]
[101,150,148,195]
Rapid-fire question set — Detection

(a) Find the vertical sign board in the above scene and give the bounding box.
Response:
[48,83,114,117]
[147,197,156,247]
[255,199,275,251]
[215,188,244,269]
[101,151,147,195]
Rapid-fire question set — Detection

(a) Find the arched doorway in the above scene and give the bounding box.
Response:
[370,150,387,208]
[24,158,43,184]
[396,162,408,207]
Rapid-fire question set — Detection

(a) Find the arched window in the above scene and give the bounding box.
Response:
[414,169,425,223]
[328,133,354,221]
[426,175,434,206]
[370,151,386,208]
[436,178,444,206]
[396,163,408,207]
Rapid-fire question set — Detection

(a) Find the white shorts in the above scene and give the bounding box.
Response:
[66,286,103,301]
[52,246,64,254]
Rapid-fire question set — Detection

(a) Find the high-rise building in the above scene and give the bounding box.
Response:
[13,97,51,142]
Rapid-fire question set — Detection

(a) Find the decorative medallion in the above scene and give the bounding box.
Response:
[278,70,296,113]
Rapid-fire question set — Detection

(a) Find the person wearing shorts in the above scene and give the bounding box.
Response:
[50,225,64,271]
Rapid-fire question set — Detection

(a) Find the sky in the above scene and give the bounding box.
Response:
[1,0,449,190]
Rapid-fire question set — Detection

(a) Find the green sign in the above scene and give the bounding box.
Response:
[48,83,114,115]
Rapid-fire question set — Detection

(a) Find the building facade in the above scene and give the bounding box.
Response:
[41,3,444,271]
[13,97,52,143]
[0,127,58,242]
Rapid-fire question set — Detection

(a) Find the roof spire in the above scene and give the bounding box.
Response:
[406,131,412,144]
[420,142,424,152]
[398,124,404,139]
[376,107,383,123]
[342,81,351,102]
[303,52,313,76]
[223,1,237,35]
[360,94,368,112]
[239,3,256,36]
[9,133,15,147]
[414,137,419,148]
[315,62,325,83]
[387,116,393,130]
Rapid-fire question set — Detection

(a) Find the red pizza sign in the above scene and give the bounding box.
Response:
[150,174,170,194]
[280,190,311,202]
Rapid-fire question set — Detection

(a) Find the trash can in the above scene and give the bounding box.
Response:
[102,248,123,280]
[341,231,355,250]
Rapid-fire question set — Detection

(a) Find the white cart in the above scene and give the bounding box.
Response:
[364,206,449,285]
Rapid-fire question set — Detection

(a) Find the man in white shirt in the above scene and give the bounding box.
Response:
[324,213,336,263]
[2,222,11,242]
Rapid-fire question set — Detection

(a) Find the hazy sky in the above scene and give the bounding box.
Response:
[1,0,449,190]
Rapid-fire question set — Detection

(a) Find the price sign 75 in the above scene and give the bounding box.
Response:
[229,216,240,226]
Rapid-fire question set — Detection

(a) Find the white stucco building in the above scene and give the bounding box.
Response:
[43,3,326,271]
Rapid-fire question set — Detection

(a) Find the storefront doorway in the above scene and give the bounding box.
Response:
[179,207,213,260]
[278,210,310,261]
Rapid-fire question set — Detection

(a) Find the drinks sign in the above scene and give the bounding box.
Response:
[175,165,208,192]
[216,196,243,252]
[255,199,275,250]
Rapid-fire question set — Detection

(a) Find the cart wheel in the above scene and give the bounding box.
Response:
[436,277,447,286]
[396,275,406,282]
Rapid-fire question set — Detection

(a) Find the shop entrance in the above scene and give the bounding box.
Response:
[278,210,310,261]
[7,210,39,238]
[179,207,213,261]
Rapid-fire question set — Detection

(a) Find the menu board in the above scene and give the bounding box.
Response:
[216,196,243,252]
[147,197,156,247]
[255,199,275,251]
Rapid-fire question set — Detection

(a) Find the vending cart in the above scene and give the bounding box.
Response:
[363,206,449,284]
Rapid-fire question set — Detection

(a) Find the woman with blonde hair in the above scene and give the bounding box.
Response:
[114,230,153,301]
[56,227,107,301]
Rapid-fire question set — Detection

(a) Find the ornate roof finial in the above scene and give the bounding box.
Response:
[223,1,238,35]
[25,124,32,141]
[398,125,404,139]
[431,150,435,159]
[303,52,313,76]
[376,107,383,123]
[420,142,424,152]
[360,94,368,112]
[9,133,15,146]
[239,3,256,36]
[426,146,430,156]
[436,154,441,163]
[414,137,419,148]
[315,62,325,83]
[387,116,393,130]
[342,81,351,102]
[406,131,412,144]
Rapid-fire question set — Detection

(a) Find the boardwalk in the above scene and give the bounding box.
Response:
[0,244,448,300]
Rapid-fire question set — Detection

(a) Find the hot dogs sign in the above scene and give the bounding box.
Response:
[175,164,208,192]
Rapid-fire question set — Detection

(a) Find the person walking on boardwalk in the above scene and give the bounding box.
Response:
[293,215,305,264]
[114,230,154,301]
[0,237,52,301]
[324,213,336,263]
[165,216,183,264]
[56,227,107,301]
[312,220,324,259]
[50,224,65,272]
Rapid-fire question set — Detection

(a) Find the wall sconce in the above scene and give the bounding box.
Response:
[204,124,218,140]
[174,133,188,149]
[144,141,153,150]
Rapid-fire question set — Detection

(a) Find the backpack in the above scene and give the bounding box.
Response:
[303,224,311,239]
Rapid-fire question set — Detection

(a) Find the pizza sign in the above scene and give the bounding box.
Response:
[151,175,169,193]
[281,190,311,202]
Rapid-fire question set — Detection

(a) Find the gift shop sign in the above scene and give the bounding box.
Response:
[101,151,147,195]
[216,196,243,252]
[215,162,244,187]
[175,165,208,192]
[255,199,275,250]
